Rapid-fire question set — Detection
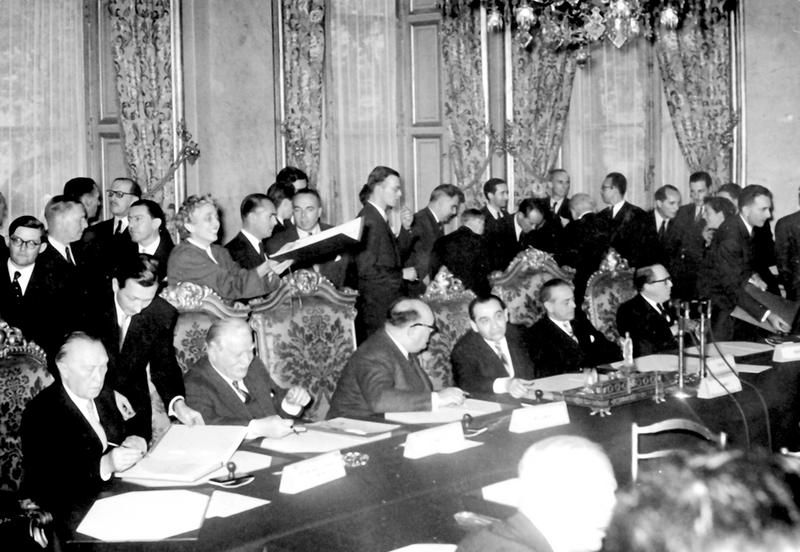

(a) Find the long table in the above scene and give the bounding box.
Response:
[65,356,800,551]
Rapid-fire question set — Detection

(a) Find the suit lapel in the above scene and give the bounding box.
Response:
[202,360,252,419]
[57,385,106,451]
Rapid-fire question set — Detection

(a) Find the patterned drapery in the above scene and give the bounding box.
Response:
[510,40,576,202]
[282,0,325,188]
[108,0,174,207]
[441,7,488,207]
[655,17,735,185]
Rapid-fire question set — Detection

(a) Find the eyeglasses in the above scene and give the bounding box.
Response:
[107,190,137,199]
[9,236,42,249]
[649,277,672,285]
[411,322,439,334]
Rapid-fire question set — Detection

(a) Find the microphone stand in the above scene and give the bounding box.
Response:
[672,300,696,398]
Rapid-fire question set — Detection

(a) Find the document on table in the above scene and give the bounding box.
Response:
[384,399,502,425]
[76,490,209,541]
[119,425,248,482]
[530,373,585,393]
[481,478,520,508]
[308,417,401,436]
[387,545,457,552]
[260,428,391,454]
[734,363,772,374]
[124,450,273,488]
[205,490,269,518]
[685,341,773,357]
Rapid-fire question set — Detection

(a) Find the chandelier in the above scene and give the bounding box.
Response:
[443,0,735,64]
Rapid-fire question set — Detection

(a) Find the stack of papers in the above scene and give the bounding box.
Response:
[260,428,391,454]
[384,399,502,424]
[124,450,273,488]
[308,417,400,436]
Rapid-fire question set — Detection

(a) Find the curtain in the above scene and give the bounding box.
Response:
[107,0,174,206]
[510,40,576,202]
[326,0,398,221]
[562,41,689,209]
[441,6,487,207]
[0,0,86,231]
[282,0,325,193]
[656,17,735,185]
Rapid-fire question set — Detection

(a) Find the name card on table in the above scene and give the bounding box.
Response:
[697,354,742,399]
[509,401,570,433]
[773,342,800,363]
[403,422,470,459]
[279,451,346,495]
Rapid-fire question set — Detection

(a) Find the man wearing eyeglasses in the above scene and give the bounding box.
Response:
[328,298,467,419]
[616,264,680,358]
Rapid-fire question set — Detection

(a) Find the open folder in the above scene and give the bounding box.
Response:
[268,217,363,264]
[118,425,248,483]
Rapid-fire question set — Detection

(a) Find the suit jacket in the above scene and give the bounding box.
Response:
[21,383,127,516]
[116,232,174,283]
[457,512,554,552]
[555,212,610,306]
[328,329,433,419]
[670,204,706,300]
[404,208,444,293]
[80,294,184,440]
[699,215,767,320]
[226,231,265,270]
[616,293,676,357]
[430,226,491,295]
[481,205,507,241]
[521,218,561,256]
[489,214,525,272]
[265,223,349,288]
[353,203,410,340]
[529,315,620,377]
[185,356,292,425]
[775,210,800,300]
[451,325,536,394]
[598,201,646,265]
[167,240,278,302]
[551,196,572,224]
[752,222,780,294]
[82,219,134,285]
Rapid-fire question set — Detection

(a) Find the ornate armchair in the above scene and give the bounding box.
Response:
[250,270,358,421]
[0,322,52,492]
[489,247,575,327]
[158,282,250,439]
[582,249,636,342]
[419,268,476,389]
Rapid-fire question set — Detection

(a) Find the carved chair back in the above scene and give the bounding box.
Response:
[582,249,637,342]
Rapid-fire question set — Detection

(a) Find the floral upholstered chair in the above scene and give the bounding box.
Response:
[250,270,358,421]
[158,282,250,439]
[0,322,52,491]
[419,267,476,389]
[582,249,637,342]
[490,248,575,327]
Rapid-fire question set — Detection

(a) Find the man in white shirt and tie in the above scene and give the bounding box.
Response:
[21,332,146,517]
[547,168,572,227]
[126,199,174,282]
[185,318,311,439]
[451,295,537,397]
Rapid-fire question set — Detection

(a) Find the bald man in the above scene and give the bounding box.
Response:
[457,436,617,552]
[328,298,467,418]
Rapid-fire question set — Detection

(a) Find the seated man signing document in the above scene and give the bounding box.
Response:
[185,318,311,439]
[22,333,146,517]
[328,298,467,419]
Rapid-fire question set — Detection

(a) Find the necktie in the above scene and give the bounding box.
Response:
[656,303,671,323]
[658,220,667,242]
[233,380,251,404]
[86,400,108,449]
[11,271,23,300]
[65,245,75,266]
[410,354,433,391]
[564,322,578,343]
[119,314,131,350]
[494,342,512,376]
[115,220,123,235]
[258,241,267,261]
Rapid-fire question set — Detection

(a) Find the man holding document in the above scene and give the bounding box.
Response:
[21,333,146,517]
[185,319,311,439]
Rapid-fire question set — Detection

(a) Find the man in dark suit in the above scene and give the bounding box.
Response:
[266,181,295,236]
[616,264,679,357]
[597,172,645,264]
[265,188,350,287]
[451,295,536,397]
[226,193,278,270]
[126,199,174,283]
[404,183,462,295]
[630,185,681,268]
[699,185,791,340]
[775,190,800,300]
[353,166,415,342]
[556,194,610,309]
[671,172,713,300]
[185,318,310,439]
[529,279,620,377]
[276,165,309,192]
[329,298,467,419]
[430,208,491,295]
[457,436,616,552]
[480,178,509,240]
[21,333,146,518]
[64,176,101,225]
[547,168,573,227]
[491,198,553,272]
[80,254,204,440]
